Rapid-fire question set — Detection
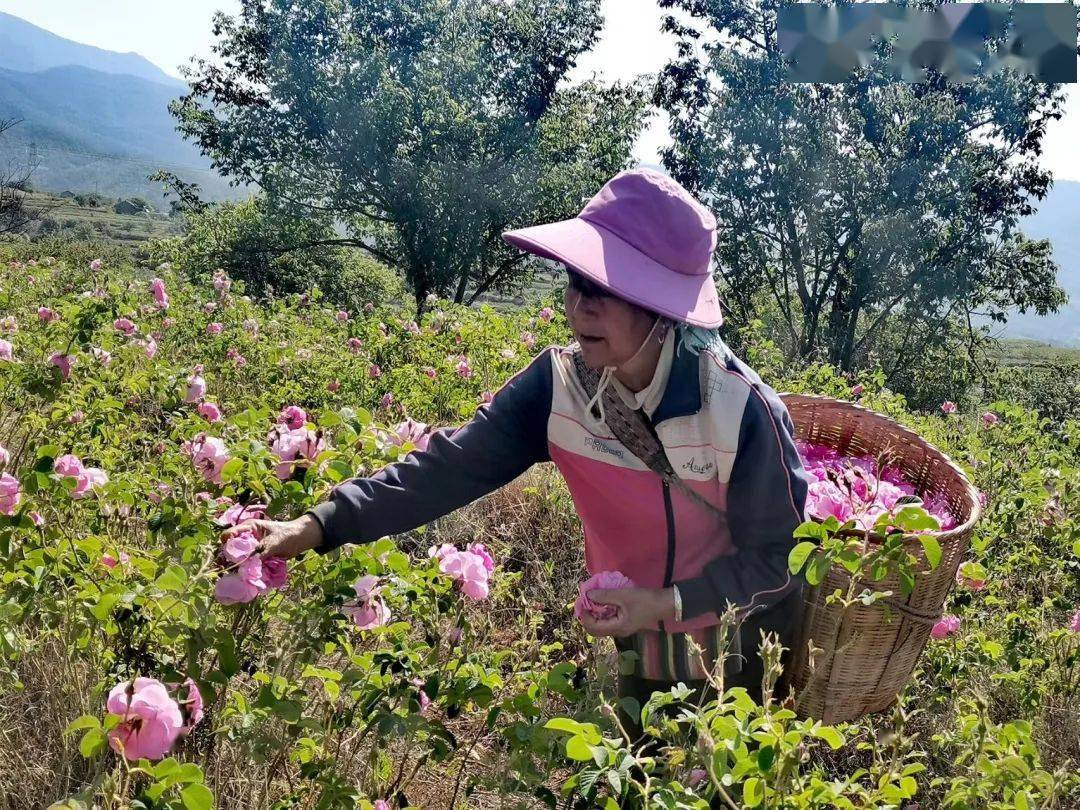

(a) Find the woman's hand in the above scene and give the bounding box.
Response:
[219,514,324,561]
[579,587,677,637]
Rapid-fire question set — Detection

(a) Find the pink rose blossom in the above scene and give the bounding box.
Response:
[151,278,169,310]
[538,307,554,322]
[955,569,985,591]
[179,678,203,730]
[0,316,16,333]
[377,322,389,338]
[368,364,382,378]
[67,410,85,424]
[141,338,158,360]
[214,500,266,527]
[222,531,260,564]
[850,384,864,396]
[212,270,231,293]
[89,259,103,272]
[574,571,635,621]
[404,320,420,335]
[364,302,374,313]
[479,391,493,405]
[91,346,111,365]
[335,310,350,321]
[345,574,392,630]
[520,331,536,350]
[267,425,325,481]
[373,801,391,810]
[327,380,341,392]
[206,322,223,335]
[439,549,491,601]
[346,337,364,354]
[1068,609,1080,634]
[184,372,206,403]
[106,677,183,761]
[423,366,437,379]
[29,511,44,526]
[930,615,961,639]
[427,543,457,562]
[455,358,473,378]
[185,433,230,485]
[390,419,432,452]
[0,339,12,362]
[380,392,394,409]
[262,557,288,590]
[0,472,22,515]
[102,551,131,569]
[278,405,307,430]
[940,401,957,414]
[49,352,75,378]
[161,317,174,329]
[688,768,708,788]
[198,402,222,423]
[981,411,999,427]
[72,466,108,499]
[467,542,495,572]
[215,555,267,604]
[113,317,136,336]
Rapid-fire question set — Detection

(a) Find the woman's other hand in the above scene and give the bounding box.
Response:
[219,514,324,561]
[579,587,676,637]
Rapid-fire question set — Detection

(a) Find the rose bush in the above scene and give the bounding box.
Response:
[0,245,1074,808]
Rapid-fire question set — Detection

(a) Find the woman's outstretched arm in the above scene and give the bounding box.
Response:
[221,349,554,558]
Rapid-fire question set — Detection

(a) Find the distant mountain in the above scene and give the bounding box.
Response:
[1003,179,1080,347]
[0,12,183,88]
[0,13,241,207]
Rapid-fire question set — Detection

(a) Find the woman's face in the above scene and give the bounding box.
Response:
[563,272,659,369]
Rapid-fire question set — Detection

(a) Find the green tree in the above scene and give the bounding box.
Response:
[173,0,647,312]
[655,0,1071,374]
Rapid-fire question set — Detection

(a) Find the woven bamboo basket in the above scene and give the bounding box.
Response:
[779,393,982,724]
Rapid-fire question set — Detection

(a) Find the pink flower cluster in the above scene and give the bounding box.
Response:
[574,570,636,621]
[151,277,169,310]
[930,614,961,639]
[797,441,956,531]
[0,470,21,515]
[106,677,203,761]
[214,497,266,527]
[184,367,206,403]
[429,542,494,601]
[215,529,287,604]
[344,574,392,630]
[54,453,108,499]
[389,418,433,452]
[183,433,230,485]
[267,422,325,481]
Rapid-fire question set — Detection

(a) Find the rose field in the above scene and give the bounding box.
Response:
[0,243,1078,810]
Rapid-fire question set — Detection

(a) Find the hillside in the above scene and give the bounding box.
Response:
[1006,178,1080,347]
[0,15,242,206]
[0,11,182,88]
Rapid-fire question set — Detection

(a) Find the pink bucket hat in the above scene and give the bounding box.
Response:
[502,167,722,328]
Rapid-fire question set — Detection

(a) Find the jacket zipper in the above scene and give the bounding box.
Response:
[660,479,676,627]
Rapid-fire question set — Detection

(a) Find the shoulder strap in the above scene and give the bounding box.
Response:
[571,348,726,524]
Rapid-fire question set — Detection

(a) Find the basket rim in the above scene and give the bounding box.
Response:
[778,392,984,543]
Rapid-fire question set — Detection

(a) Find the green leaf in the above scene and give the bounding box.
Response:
[64,715,102,736]
[757,744,775,772]
[919,535,942,569]
[565,734,593,762]
[543,717,582,736]
[788,542,818,575]
[814,726,845,749]
[180,783,214,810]
[216,635,239,678]
[743,777,764,807]
[219,457,244,483]
[155,565,189,593]
[806,553,832,586]
[79,727,106,758]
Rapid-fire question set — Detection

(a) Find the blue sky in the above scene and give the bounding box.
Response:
[2,0,1077,180]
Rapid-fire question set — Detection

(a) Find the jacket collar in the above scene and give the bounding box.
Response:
[651,341,702,425]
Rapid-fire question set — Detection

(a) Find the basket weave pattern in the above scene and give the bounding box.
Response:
[780,394,982,723]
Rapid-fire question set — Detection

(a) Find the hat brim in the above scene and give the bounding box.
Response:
[502,217,723,328]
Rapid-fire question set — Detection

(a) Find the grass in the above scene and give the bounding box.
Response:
[19,190,182,246]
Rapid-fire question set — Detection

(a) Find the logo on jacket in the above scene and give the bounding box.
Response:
[682,457,714,475]
[584,437,625,459]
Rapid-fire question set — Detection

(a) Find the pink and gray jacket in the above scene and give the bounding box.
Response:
[309,341,813,680]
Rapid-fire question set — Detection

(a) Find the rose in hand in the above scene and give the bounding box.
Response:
[576,572,677,637]
[219,514,325,561]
